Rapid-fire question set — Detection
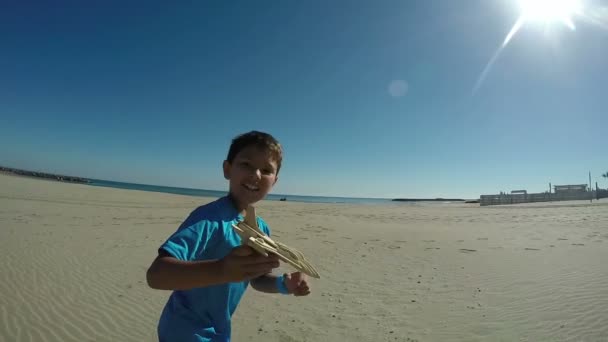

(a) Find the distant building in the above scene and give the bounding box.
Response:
[479,183,597,206]
[553,184,588,194]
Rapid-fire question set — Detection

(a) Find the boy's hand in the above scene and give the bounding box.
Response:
[219,246,280,282]
[284,272,311,296]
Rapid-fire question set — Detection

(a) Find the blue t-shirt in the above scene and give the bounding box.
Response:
[157,196,271,342]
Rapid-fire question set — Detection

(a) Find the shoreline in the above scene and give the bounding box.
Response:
[0,166,470,205]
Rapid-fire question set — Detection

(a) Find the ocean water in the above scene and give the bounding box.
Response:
[88,179,394,205]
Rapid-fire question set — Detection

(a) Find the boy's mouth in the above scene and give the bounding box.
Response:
[242,183,259,192]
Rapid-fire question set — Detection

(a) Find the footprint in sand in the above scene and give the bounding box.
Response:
[459,249,477,253]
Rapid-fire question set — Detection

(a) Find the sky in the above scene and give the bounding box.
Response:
[1,0,607,199]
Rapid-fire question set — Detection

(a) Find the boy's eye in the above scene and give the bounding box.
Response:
[237,161,273,175]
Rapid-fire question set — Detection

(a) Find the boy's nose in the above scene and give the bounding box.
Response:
[252,168,262,179]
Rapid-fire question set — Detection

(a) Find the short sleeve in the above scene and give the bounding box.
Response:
[160,221,216,261]
[256,217,271,237]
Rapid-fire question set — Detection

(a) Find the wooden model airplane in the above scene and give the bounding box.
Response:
[231,206,320,279]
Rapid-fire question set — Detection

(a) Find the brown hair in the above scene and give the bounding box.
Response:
[226,131,283,174]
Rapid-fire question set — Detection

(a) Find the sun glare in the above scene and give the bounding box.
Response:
[472,0,589,94]
[519,0,583,28]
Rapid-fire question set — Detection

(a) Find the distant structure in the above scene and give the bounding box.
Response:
[480,183,602,206]
[553,184,587,194]
[0,166,90,184]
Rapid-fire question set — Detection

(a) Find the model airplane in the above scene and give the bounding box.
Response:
[231,206,321,279]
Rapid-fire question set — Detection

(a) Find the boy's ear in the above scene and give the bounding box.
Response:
[222,160,231,180]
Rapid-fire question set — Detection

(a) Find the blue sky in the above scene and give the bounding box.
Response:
[1,1,607,199]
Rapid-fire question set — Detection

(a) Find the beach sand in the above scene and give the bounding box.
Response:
[1,173,607,341]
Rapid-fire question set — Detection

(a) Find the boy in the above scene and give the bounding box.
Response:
[146,131,311,342]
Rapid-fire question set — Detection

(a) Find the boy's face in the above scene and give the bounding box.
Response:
[223,145,279,209]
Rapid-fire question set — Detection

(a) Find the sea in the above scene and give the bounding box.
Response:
[88,179,396,205]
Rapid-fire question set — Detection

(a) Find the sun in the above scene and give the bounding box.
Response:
[518,0,583,29]
[472,0,587,94]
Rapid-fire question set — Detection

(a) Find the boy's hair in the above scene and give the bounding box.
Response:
[226,131,283,174]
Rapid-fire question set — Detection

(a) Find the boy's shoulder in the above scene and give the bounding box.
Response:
[179,196,238,229]
[178,196,272,235]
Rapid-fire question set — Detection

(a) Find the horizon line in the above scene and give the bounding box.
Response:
[0,164,472,200]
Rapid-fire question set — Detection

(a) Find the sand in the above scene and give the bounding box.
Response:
[1,173,607,342]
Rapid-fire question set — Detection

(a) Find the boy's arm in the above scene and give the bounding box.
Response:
[251,271,312,296]
[146,247,279,291]
[250,273,284,294]
[146,250,225,290]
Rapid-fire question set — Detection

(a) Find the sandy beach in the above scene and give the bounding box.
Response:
[1,173,607,342]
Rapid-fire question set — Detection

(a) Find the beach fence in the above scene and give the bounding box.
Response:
[480,184,607,206]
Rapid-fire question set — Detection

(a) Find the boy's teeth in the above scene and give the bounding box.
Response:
[244,184,259,191]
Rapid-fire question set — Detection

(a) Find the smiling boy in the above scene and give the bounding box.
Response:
[146,131,310,342]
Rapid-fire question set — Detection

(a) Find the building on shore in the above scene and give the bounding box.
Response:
[480,183,605,206]
[553,184,588,195]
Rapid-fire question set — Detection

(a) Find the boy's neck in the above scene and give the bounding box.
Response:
[227,193,248,215]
